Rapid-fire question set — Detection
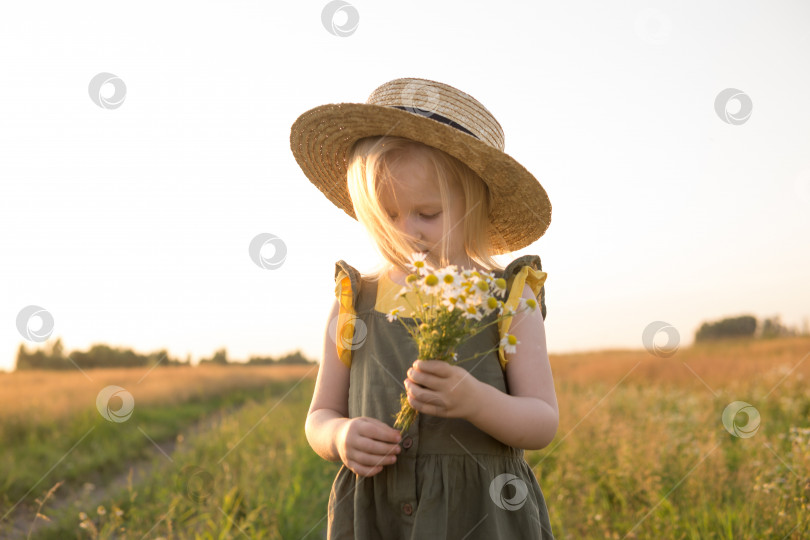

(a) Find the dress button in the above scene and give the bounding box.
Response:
[402,436,413,449]
[402,503,413,515]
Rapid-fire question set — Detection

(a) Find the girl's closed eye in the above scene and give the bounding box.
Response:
[387,212,441,220]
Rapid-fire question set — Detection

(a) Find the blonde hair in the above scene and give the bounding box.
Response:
[345,135,503,281]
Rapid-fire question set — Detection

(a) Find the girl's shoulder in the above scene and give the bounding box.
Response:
[498,254,545,280]
[334,260,384,309]
[334,260,362,309]
[497,254,547,321]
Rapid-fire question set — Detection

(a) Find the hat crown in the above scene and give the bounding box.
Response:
[366,78,505,152]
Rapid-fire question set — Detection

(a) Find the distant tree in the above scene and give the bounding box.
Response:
[758,315,798,339]
[15,337,185,371]
[276,350,316,365]
[695,315,757,342]
[47,337,65,360]
[247,355,276,365]
[246,350,316,365]
[695,314,804,343]
[15,344,26,369]
[201,348,229,365]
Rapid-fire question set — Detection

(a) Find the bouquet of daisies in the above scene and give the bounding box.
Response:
[386,252,539,432]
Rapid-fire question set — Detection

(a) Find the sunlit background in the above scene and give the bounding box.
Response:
[1,1,809,372]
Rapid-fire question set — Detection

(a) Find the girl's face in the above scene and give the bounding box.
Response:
[380,148,469,266]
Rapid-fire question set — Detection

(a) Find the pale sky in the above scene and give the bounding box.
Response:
[1,1,808,372]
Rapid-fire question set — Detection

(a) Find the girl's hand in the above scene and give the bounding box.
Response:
[335,417,402,477]
[404,359,481,421]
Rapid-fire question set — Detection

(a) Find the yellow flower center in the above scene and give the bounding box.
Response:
[507,335,518,345]
[425,274,439,286]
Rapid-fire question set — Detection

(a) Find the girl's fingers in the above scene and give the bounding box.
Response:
[360,417,402,443]
[407,368,438,389]
[348,460,381,477]
[357,436,401,457]
[350,450,398,469]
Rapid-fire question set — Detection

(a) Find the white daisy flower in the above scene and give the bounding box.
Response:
[435,264,458,288]
[462,279,489,309]
[387,307,404,322]
[422,272,441,291]
[440,294,461,312]
[406,251,432,274]
[518,297,539,311]
[436,267,465,301]
[481,295,501,316]
[500,334,520,354]
[461,304,483,321]
[492,277,508,299]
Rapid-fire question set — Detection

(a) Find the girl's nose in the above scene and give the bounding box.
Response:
[395,214,420,240]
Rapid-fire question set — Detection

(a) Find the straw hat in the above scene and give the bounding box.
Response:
[289,77,552,254]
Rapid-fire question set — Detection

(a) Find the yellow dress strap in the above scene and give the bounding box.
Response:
[497,256,548,370]
[334,260,361,369]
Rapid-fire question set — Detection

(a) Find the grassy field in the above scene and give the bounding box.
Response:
[1,337,808,539]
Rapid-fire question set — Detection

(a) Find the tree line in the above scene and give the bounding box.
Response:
[14,337,315,371]
[694,314,806,342]
[12,313,805,370]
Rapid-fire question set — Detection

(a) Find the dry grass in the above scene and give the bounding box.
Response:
[536,336,810,538]
[548,335,810,392]
[0,363,317,424]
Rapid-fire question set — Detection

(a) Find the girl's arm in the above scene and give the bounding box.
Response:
[305,298,351,462]
[466,283,559,450]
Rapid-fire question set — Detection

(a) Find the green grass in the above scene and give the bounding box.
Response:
[11,378,336,539]
[2,380,329,539]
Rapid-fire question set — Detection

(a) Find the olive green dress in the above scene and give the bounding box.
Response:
[327,255,555,540]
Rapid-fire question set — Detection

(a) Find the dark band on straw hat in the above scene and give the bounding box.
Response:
[390,106,479,139]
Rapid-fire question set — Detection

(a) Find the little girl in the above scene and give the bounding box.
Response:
[291,78,558,539]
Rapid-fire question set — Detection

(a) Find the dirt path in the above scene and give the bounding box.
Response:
[6,400,290,539]
[15,442,176,539]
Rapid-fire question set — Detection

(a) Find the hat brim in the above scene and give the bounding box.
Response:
[290,102,551,254]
